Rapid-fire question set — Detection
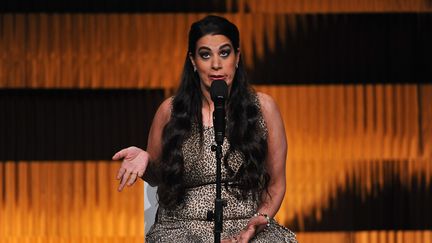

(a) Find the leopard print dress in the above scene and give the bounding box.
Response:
[146,98,297,243]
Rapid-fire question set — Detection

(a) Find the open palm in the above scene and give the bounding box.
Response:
[113,146,149,191]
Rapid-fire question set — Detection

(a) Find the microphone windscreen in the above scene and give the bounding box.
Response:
[210,80,228,101]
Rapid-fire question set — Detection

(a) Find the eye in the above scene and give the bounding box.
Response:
[220,49,231,57]
[199,52,210,59]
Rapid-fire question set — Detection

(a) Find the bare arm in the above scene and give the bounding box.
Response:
[235,92,287,242]
[142,97,172,186]
[256,92,287,218]
[113,97,172,189]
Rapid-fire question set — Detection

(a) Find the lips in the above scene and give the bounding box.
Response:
[209,75,226,81]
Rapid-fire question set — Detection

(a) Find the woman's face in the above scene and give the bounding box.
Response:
[189,34,240,95]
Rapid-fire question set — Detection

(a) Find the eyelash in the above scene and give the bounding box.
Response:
[220,50,230,57]
[199,50,231,59]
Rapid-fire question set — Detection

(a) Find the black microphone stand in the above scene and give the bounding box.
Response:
[208,80,227,243]
[211,139,224,243]
[209,100,226,243]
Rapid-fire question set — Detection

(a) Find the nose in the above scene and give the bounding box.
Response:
[211,57,222,70]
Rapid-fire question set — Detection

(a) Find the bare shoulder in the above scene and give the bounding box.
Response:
[256,92,280,117]
[154,97,173,125]
[256,93,287,151]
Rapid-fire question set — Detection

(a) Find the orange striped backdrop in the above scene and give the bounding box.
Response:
[1,5,431,243]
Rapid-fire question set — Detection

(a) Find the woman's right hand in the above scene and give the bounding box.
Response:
[113,146,150,191]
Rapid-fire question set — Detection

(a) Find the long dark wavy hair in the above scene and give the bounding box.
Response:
[157,15,270,209]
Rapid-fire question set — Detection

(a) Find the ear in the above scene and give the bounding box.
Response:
[235,48,241,67]
[188,52,196,68]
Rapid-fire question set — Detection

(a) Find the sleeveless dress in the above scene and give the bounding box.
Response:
[146,98,297,243]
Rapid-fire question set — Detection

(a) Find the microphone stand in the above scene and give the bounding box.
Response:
[209,100,226,243]
[211,140,224,243]
[207,80,227,243]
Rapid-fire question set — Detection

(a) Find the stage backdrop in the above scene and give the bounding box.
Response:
[1,1,432,242]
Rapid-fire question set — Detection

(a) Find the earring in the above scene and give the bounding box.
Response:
[236,63,238,69]
[193,66,197,72]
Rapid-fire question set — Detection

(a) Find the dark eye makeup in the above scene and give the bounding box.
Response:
[198,51,211,59]
[197,45,233,60]
[220,48,231,57]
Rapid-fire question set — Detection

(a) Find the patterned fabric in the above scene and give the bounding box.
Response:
[146,97,297,243]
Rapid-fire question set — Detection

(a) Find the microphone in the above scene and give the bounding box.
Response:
[210,80,228,145]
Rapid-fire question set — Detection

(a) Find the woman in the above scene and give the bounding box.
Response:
[113,15,297,243]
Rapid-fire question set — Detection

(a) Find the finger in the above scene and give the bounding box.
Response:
[112,148,129,160]
[238,232,253,243]
[118,170,132,191]
[221,236,237,243]
[247,224,257,231]
[137,168,145,178]
[116,167,126,180]
[127,172,138,186]
[238,225,256,243]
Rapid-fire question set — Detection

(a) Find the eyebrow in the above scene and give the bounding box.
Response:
[197,43,233,52]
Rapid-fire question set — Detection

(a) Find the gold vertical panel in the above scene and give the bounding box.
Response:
[296,230,432,243]
[0,161,143,242]
[254,84,432,233]
[1,13,428,89]
[236,0,432,13]
[0,13,294,89]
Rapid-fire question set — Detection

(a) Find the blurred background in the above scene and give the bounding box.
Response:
[1,1,431,242]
